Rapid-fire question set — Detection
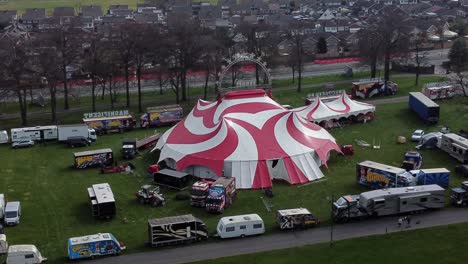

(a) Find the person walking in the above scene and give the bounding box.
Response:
[406,216,411,227]
[398,218,403,228]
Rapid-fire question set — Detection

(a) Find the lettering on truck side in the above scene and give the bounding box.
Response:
[72,244,89,253]
[76,156,93,167]
[366,171,390,185]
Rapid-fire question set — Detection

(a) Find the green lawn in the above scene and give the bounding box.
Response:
[195,222,468,264]
[0,0,215,13]
[0,81,466,263]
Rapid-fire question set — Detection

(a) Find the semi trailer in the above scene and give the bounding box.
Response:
[409,92,439,124]
[148,215,208,247]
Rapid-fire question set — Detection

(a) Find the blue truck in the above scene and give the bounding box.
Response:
[67,233,125,260]
[409,92,440,124]
[140,105,184,128]
[357,160,416,189]
[410,168,450,188]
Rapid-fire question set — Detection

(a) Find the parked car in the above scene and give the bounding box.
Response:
[411,130,425,142]
[4,202,21,226]
[11,140,34,149]
[67,136,91,148]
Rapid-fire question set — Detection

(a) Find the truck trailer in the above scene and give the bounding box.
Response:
[58,124,97,142]
[87,183,116,219]
[408,92,439,124]
[333,185,445,222]
[83,114,136,135]
[410,168,450,188]
[121,133,161,159]
[439,133,468,163]
[148,214,208,247]
[351,79,398,99]
[140,105,183,128]
[205,177,237,214]
[10,126,58,142]
[276,208,319,230]
[357,160,415,189]
[73,148,113,169]
[153,169,192,190]
[67,233,125,260]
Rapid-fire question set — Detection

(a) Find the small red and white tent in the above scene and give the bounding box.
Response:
[153,89,341,189]
[293,92,375,123]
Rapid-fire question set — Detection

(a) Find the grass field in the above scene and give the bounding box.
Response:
[195,222,468,264]
[0,87,467,263]
[0,0,215,13]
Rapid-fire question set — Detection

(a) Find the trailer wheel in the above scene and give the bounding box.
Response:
[240,234,245,238]
[138,197,145,204]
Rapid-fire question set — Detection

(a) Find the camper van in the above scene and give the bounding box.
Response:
[440,133,468,163]
[67,233,125,260]
[217,214,265,239]
[4,202,21,226]
[6,245,46,264]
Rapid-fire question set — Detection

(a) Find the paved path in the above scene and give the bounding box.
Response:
[86,209,468,264]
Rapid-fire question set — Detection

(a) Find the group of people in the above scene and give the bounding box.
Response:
[398,216,412,228]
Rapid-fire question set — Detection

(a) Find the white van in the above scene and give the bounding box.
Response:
[6,245,46,264]
[217,214,265,239]
[4,202,21,226]
[0,194,5,219]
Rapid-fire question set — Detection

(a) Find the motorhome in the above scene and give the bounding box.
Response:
[217,214,265,239]
[10,126,58,142]
[67,233,125,260]
[440,133,468,163]
[87,183,116,219]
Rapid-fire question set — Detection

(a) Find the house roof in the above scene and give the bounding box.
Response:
[109,5,129,10]
[53,7,75,17]
[112,9,133,17]
[0,10,17,25]
[134,12,161,23]
[22,8,46,21]
[81,5,103,18]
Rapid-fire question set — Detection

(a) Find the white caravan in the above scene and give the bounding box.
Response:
[0,194,5,219]
[10,126,58,142]
[0,130,8,144]
[217,214,265,239]
[0,234,7,255]
[6,245,46,264]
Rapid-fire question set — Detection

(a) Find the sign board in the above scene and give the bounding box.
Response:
[84,110,129,119]
[307,90,345,99]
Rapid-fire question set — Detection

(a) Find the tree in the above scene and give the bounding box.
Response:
[133,24,154,113]
[316,37,328,54]
[83,32,105,112]
[376,10,411,84]
[166,17,206,102]
[48,25,81,110]
[412,31,429,86]
[113,23,137,108]
[357,24,382,78]
[0,37,33,126]
[448,38,468,96]
[237,22,278,85]
[287,21,310,93]
[34,46,61,123]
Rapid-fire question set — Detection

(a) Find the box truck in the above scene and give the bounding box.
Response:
[409,92,439,124]
[58,124,97,142]
[140,105,183,128]
[153,169,192,190]
[148,215,208,247]
[67,233,125,260]
[333,185,445,222]
[357,160,415,189]
[73,148,113,169]
[410,168,450,188]
[87,183,116,219]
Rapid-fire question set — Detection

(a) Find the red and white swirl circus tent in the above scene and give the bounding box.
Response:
[153,89,341,189]
[293,92,375,123]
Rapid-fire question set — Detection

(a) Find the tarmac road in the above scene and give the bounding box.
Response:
[86,209,468,264]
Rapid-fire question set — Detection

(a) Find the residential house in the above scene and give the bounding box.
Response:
[21,8,46,30]
[81,5,103,21]
[53,7,75,17]
[322,0,343,7]
[318,9,336,20]
[111,9,134,19]
[0,10,18,26]
[136,3,159,13]
[349,22,363,33]
[38,17,61,31]
[108,5,130,15]
[398,0,418,4]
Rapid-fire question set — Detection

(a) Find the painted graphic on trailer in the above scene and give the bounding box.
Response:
[68,240,120,259]
[75,153,112,169]
[358,166,411,189]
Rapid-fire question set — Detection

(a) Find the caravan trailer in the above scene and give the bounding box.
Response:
[87,183,116,219]
[440,133,468,163]
[10,126,58,142]
[0,131,8,144]
[216,214,265,239]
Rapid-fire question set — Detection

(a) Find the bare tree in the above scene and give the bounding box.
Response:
[412,31,429,86]
[83,32,105,112]
[357,24,382,78]
[166,17,206,102]
[34,46,61,123]
[113,23,137,108]
[448,38,468,96]
[287,21,311,93]
[376,10,411,84]
[0,38,33,126]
